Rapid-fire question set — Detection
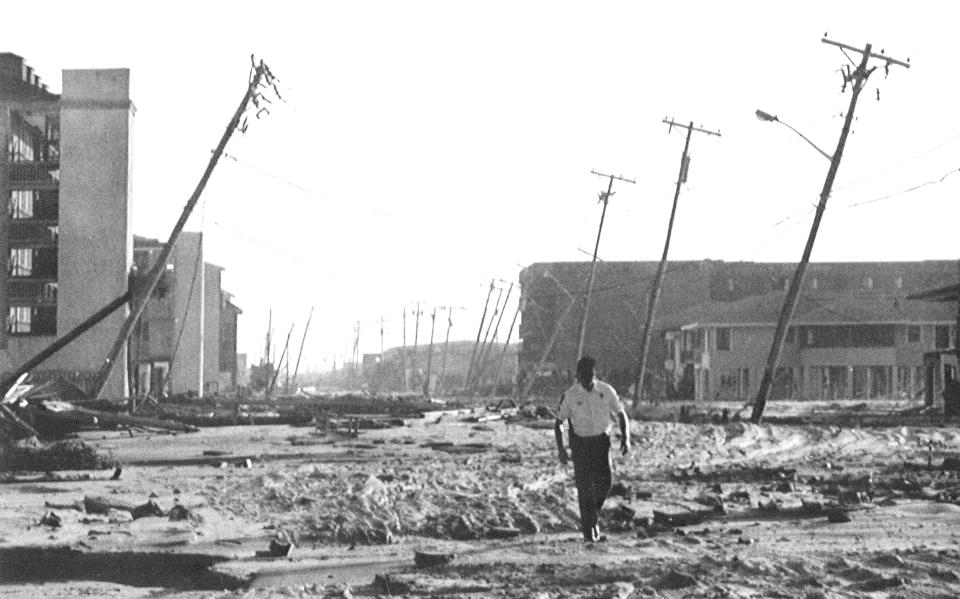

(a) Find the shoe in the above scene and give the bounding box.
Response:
[592,524,607,542]
[582,524,599,543]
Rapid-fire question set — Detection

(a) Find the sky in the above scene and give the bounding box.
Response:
[6,1,960,371]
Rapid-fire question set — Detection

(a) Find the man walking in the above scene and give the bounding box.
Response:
[555,356,630,542]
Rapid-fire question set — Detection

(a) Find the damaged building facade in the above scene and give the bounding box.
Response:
[131,235,243,397]
[519,260,957,401]
[0,53,133,397]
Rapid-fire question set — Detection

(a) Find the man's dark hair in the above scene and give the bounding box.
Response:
[576,356,596,377]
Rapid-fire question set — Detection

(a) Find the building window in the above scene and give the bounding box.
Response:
[9,190,34,219]
[8,306,31,334]
[936,325,951,349]
[719,370,739,398]
[804,324,895,348]
[716,327,731,351]
[8,248,33,277]
[7,305,56,336]
[907,325,921,343]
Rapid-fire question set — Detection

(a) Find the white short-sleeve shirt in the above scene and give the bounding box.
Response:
[556,379,623,437]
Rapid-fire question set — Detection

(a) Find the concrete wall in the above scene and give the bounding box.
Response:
[202,263,222,393]
[170,233,203,394]
[49,68,133,397]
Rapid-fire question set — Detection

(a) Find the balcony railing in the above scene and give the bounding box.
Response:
[5,161,60,186]
[8,279,58,305]
[9,221,58,246]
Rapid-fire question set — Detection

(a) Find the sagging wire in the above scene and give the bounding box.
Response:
[843,167,960,208]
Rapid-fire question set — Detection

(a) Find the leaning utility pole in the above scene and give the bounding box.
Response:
[491,297,524,398]
[268,323,295,398]
[411,301,423,383]
[576,170,636,361]
[90,57,278,400]
[473,282,513,390]
[401,308,408,391]
[438,306,459,395]
[750,38,909,424]
[464,280,496,391]
[265,309,272,366]
[634,119,720,408]
[352,321,361,385]
[520,292,578,399]
[423,307,437,396]
[291,307,314,390]
[470,285,504,391]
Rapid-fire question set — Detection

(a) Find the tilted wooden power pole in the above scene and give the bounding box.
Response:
[750,38,909,423]
[423,307,437,396]
[576,170,635,361]
[90,57,278,400]
[464,280,496,391]
[290,307,314,390]
[469,284,504,391]
[633,119,720,410]
[473,282,513,391]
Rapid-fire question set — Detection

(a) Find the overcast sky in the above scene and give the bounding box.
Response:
[6,1,960,371]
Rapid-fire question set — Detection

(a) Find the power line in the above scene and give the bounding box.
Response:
[832,131,960,194]
[841,166,960,208]
[220,151,397,219]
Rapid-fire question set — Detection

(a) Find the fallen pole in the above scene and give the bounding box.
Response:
[0,292,131,399]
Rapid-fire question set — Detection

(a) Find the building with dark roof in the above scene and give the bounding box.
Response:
[518,259,958,400]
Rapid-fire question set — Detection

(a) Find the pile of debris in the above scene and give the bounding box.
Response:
[1,375,198,442]
[0,438,113,472]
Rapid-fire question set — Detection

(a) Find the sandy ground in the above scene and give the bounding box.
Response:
[3,401,960,598]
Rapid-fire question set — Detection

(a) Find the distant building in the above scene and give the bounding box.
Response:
[131,235,241,396]
[670,291,955,402]
[0,52,134,397]
[519,260,957,400]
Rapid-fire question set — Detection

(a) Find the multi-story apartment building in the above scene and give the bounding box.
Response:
[668,291,956,402]
[0,53,133,398]
[519,260,957,401]
[131,234,241,396]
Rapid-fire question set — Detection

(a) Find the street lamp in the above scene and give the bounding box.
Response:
[755,109,833,161]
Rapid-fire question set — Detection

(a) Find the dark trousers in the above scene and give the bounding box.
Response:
[570,431,612,536]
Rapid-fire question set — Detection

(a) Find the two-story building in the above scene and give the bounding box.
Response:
[668,291,956,402]
[519,260,958,400]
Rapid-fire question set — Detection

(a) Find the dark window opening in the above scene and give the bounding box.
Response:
[716,327,731,351]
[908,325,921,343]
[936,325,951,349]
[801,324,895,348]
[7,305,56,336]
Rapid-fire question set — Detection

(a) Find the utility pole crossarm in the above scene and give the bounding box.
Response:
[821,37,910,68]
[589,170,636,185]
[662,118,721,137]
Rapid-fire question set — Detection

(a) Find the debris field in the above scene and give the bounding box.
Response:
[2,399,960,598]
